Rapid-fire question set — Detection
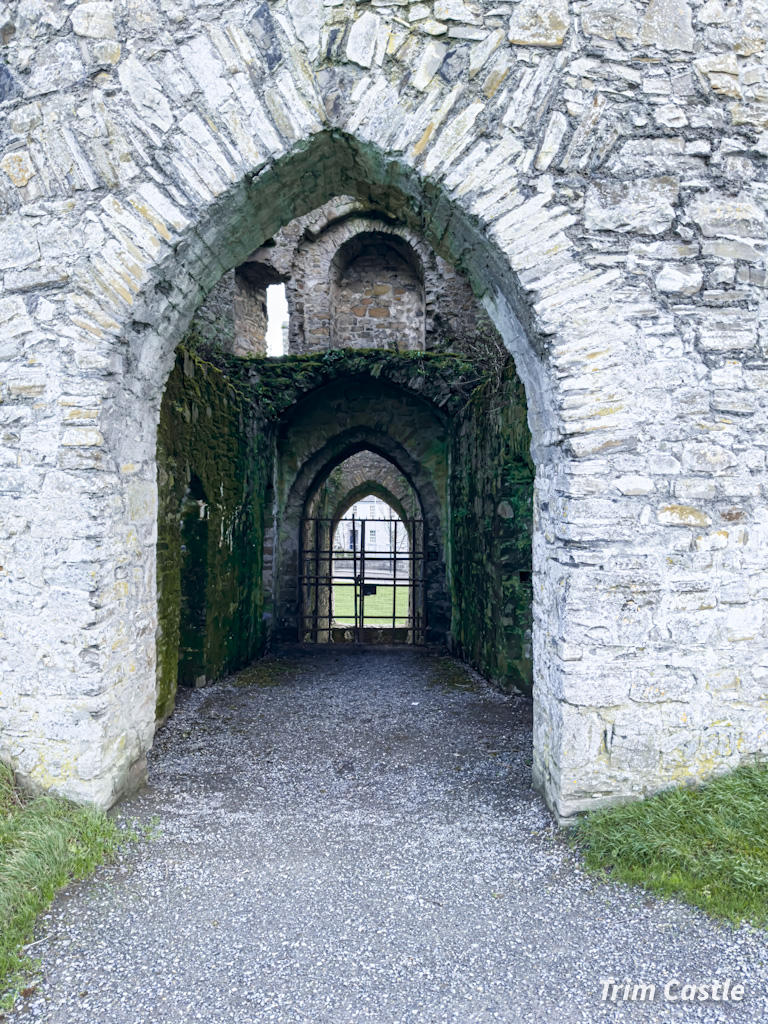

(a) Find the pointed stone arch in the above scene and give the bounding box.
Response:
[274,410,448,645]
[330,483,410,535]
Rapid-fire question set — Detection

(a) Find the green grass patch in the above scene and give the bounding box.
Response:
[0,763,124,1009]
[573,760,768,927]
[332,583,410,626]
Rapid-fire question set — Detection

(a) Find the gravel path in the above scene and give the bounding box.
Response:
[7,647,767,1024]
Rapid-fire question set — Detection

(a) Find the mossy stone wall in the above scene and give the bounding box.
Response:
[155,351,269,722]
[450,365,534,695]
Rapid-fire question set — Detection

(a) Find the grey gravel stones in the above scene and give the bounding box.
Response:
[7,649,767,1024]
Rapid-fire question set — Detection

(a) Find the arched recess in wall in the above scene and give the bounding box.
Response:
[329,231,426,351]
[108,128,557,810]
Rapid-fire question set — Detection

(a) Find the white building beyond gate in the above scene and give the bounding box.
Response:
[0,0,766,821]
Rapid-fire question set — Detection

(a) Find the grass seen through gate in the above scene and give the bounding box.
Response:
[0,763,124,1009]
[573,759,768,927]
[332,583,410,625]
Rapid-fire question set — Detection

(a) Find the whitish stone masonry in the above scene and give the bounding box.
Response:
[0,0,766,819]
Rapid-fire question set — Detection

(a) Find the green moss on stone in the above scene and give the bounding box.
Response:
[156,350,271,722]
[450,363,534,695]
[183,342,483,420]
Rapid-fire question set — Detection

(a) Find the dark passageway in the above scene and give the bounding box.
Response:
[153,189,534,726]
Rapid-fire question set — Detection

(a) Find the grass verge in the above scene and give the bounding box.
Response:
[573,760,768,927]
[0,763,124,1010]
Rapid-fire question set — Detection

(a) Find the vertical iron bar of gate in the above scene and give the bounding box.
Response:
[420,518,427,642]
[408,518,414,639]
[416,518,421,640]
[360,519,366,642]
[352,515,358,644]
[299,514,304,641]
[392,518,396,636]
[313,516,320,643]
[330,520,334,644]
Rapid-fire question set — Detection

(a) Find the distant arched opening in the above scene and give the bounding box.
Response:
[330,493,420,643]
[296,447,428,645]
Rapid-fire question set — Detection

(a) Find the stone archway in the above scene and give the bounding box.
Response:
[329,482,412,535]
[297,450,423,644]
[272,376,450,643]
[309,450,419,527]
[1,1,764,821]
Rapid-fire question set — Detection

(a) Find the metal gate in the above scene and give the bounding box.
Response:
[299,516,426,643]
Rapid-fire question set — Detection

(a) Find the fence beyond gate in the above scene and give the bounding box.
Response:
[299,516,426,644]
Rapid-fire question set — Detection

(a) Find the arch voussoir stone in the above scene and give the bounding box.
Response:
[0,0,765,820]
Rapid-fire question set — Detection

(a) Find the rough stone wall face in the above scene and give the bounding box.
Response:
[156,351,267,723]
[451,365,534,695]
[0,0,766,819]
[189,273,236,349]
[331,234,424,351]
[232,269,268,357]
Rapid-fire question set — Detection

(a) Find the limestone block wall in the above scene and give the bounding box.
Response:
[0,0,765,819]
[188,273,236,349]
[192,267,269,356]
[232,268,269,357]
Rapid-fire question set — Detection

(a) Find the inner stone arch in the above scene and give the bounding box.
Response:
[311,450,420,527]
[272,384,451,646]
[300,450,424,644]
